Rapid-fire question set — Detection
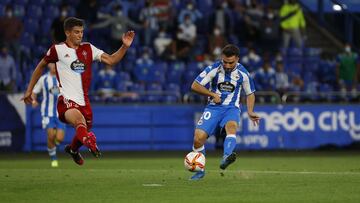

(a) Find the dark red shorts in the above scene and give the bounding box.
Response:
[57,95,93,129]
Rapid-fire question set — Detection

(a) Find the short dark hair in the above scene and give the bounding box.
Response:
[222,44,240,57]
[63,17,84,31]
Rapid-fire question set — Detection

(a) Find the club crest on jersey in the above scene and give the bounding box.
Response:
[71,59,86,73]
[217,81,235,92]
[49,86,60,95]
[82,50,87,60]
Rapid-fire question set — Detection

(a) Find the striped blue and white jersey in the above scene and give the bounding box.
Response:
[33,72,60,117]
[195,61,255,108]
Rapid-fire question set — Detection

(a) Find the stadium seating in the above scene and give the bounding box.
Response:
[2,0,356,103]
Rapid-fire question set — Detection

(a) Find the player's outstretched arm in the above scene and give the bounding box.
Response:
[21,59,48,104]
[191,81,221,104]
[246,93,260,126]
[101,31,135,66]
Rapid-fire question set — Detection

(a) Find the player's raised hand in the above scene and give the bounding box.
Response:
[122,31,135,48]
[248,111,260,126]
[21,90,33,105]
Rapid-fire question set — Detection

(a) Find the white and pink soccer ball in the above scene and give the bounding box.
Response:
[184,151,206,172]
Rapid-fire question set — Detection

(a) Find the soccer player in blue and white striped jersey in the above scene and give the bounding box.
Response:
[190,44,261,180]
[32,63,66,167]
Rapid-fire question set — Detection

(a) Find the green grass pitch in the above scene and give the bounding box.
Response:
[1,151,360,203]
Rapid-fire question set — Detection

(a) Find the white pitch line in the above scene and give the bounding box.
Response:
[142,184,163,187]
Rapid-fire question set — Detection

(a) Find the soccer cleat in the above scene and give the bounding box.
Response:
[65,145,84,165]
[83,132,101,158]
[51,160,58,168]
[220,152,237,170]
[190,170,205,181]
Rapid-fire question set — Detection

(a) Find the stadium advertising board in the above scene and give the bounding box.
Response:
[235,105,360,149]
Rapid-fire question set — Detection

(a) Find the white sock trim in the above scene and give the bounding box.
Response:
[226,134,236,139]
[47,147,56,156]
[192,145,205,152]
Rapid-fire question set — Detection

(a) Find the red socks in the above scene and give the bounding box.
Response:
[70,123,88,151]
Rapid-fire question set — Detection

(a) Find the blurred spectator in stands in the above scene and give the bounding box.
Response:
[170,14,196,60]
[0,44,17,92]
[178,2,203,24]
[94,64,117,100]
[0,5,23,62]
[243,0,264,45]
[260,7,280,53]
[208,25,227,59]
[274,60,289,96]
[76,0,99,24]
[290,73,304,91]
[91,3,142,53]
[279,0,306,48]
[150,0,172,29]
[139,0,161,46]
[336,43,359,93]
[51,4,70,43]
[241,47,262,72]
[253,60,276,91]
[209,2,232,38]
[154,26,172,58]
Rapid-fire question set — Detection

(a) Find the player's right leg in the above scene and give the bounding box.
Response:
[190,129,208,181]
[64,108,101,158]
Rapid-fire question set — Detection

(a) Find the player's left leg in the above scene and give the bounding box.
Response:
[219,107,240,170]
[219,121,237,170]
[46,127,58,168]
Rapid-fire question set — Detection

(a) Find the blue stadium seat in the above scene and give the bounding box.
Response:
[29,0,46,6]
[145,83,163,103]
[183,70,197,84]
[20,32,35,48]
[239,47,249,56]
[163,83,181,103]
[150,67,166,84]
[26,5,43,19]
[13,4,25,18]
[153,61,168,72]
[0,0,12,6]
[285,62,302,75]
[0,5,5,16]
[14,0,28,6]
[118,71,131,82]
[24,18,39,33]
[303,47,321,57]
[43,5,59,20]
[47,0,62,6]
[40,19,53,35]
[167,61,185,84]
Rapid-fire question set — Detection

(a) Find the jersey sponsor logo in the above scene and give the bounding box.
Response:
[64,54,70,58]
[217,81,235,93]
[70,59,86,73]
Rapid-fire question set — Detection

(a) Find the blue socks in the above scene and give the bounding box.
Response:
[223,134,236,157]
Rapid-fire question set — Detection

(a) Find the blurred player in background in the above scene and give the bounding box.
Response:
[32,63,66,167]
[190,44,260,180]
[22,17,135,165]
